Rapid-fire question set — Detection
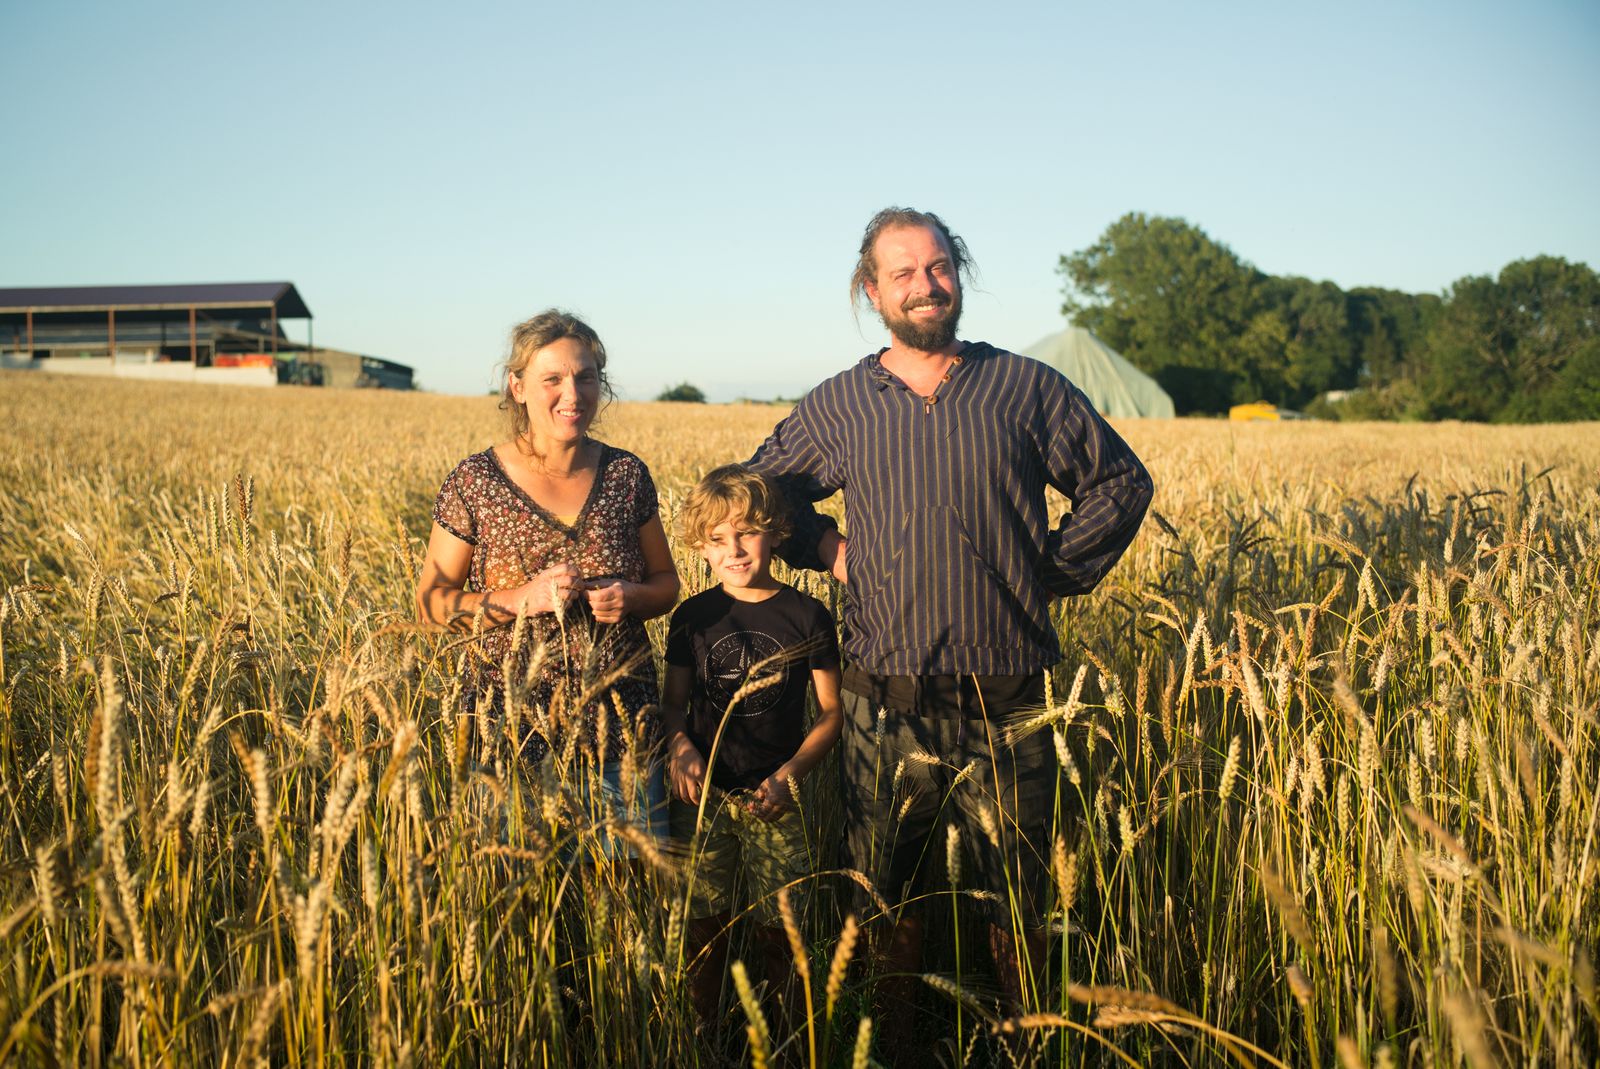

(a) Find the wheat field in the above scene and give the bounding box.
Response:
[0,371,1596,1067]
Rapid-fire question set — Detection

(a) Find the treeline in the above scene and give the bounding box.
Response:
[1059,213,1600,421]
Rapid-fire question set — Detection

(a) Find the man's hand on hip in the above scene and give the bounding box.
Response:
[819,529,848,584]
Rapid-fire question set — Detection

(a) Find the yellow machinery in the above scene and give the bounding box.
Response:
[1229,401,1281,422]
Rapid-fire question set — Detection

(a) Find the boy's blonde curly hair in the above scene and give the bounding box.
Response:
[678,464,791,548]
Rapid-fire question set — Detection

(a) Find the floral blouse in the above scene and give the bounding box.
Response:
[433,444,662,764]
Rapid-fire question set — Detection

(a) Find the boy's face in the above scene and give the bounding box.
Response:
[699,515,775,590]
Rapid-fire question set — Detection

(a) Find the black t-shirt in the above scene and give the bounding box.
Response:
[665,585,840,791]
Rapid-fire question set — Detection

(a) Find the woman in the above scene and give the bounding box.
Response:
[417,310,679,834]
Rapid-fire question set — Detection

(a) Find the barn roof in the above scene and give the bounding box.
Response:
[0,282,311,322]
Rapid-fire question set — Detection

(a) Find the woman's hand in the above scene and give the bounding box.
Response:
[584,576,633,624]
[507,562,583,615]
[668,734,708,804]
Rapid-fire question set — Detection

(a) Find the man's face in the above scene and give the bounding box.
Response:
[865,224,963,352]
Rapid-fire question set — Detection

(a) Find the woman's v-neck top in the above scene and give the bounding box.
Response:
[432,443,661,763]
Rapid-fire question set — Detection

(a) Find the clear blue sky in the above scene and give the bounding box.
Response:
[4,0,1597,400]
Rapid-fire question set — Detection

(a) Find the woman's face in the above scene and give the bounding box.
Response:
[510,336,601,445]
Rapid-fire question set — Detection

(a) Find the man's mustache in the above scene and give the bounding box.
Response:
[902,296,951,312]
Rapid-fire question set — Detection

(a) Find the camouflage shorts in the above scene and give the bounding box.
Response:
[839,674,1067,925]
[670,789,816,924]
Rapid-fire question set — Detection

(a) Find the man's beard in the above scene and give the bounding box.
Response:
[879,291,962,351]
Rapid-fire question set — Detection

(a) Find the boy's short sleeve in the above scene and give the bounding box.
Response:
[433,462,478,545]
[807,599,841,670]
[665,603,694,667]
[633,461,660,528]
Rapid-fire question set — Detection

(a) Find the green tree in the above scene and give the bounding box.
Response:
[1059,213,1272,413]
[656,382,707,403]
[1533,339,1600,421]
[1278,278,1359,406]
[1234,305,1291,404]
[1415,274,1506,420]
[1418,256,1600,421]
[1060,214,1593,421]
[1347,287,1441,390]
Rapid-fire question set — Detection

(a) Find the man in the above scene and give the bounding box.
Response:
[747,207,1153,1040]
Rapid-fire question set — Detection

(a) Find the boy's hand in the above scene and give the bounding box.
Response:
[748,766,799,822]
[668,735,707,804]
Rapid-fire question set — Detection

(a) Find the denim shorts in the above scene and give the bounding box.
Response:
[568,759,669,863]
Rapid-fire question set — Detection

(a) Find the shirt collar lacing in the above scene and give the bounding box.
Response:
[865,341,979,395]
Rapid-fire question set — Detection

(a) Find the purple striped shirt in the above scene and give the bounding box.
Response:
[749,342,1153,675]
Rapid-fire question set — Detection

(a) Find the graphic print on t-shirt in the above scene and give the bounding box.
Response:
[705,630,786,717]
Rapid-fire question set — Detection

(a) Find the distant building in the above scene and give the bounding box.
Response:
[0,282,412,389]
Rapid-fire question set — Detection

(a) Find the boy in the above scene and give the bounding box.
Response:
[662,464,843,1030]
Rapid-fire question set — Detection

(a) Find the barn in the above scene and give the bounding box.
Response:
[0,282,413,389]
